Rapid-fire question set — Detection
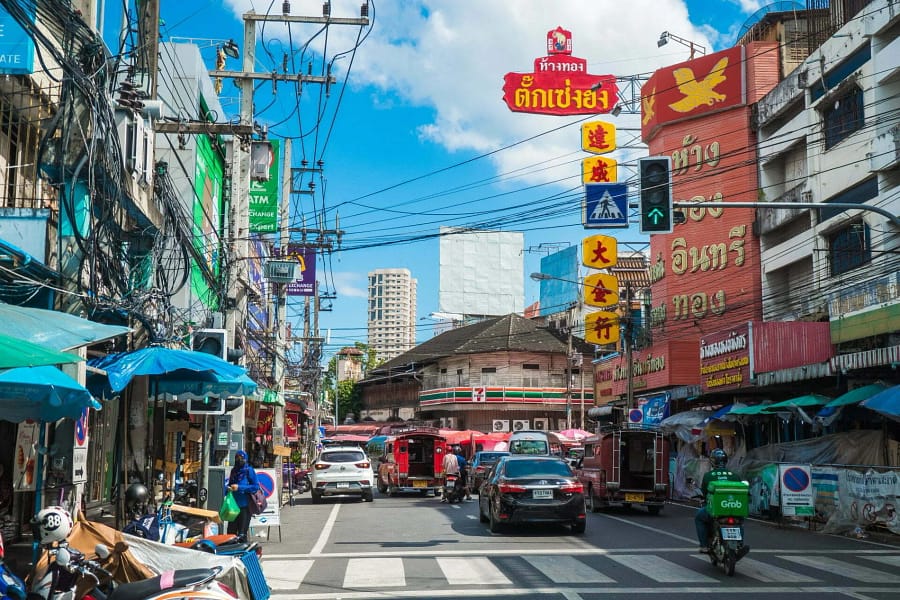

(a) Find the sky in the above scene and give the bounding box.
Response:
[105,0,773,360]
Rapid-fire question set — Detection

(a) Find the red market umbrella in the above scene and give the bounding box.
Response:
[558,428,592,441]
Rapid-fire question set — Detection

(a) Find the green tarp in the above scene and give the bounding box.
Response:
[824,383,889,409]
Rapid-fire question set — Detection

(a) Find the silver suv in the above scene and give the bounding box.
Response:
[310,446,375,503]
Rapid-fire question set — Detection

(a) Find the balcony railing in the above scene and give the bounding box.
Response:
[758,182,809,234]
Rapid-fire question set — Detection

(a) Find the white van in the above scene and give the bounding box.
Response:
[508,430,552,455]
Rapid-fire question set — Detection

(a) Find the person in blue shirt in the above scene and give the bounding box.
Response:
[454,447,471,501]
[227,450,260,539]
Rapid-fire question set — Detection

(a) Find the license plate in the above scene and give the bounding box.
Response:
[624,493,644,502]
[721,527,742,541]
[533,489,553,499]
[337,482,350,488]
[413,480,427,488]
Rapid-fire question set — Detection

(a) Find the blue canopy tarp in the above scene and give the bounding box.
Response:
[88,346,249,393]
[861,385,900,421]
[0,365,99,422]
[0,302,131,351]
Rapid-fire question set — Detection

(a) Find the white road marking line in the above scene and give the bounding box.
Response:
[263,547,900,560]
[596,512,698,544]
[263,560,313,590]
[606,554,717,583]
[343,557,405,588]
[780,555,900,583]
[268,585,900,599]
[524,555,616,583]
[436,557,510,585]
[309,503,340,555]
[863,555,900,568]
[689,554,818,582]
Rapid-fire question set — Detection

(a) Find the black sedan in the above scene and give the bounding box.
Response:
[478,455,586,534]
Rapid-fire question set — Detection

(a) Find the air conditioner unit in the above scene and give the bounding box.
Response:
[444,417,458,429]
[533,418,549,431]
[512,419,530,432]
[492,419,510,432]
[191,328,228,361]
[557,419,568,430]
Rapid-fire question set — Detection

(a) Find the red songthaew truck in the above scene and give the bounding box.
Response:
[374,428,448,496]
[573,426,668,514]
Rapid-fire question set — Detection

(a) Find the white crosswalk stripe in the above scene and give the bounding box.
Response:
[524,555,615,583]
[606,554,717,583]
[262,560,314,589]
[437,557,511,585]
[690,555,819,583]
[779,555,900,583]
[262,552,900,593]
[344,557,406,588]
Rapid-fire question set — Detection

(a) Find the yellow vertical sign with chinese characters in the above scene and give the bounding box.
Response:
[582,235,618,269]
[581,121,616,154]
[585,311,620,345]
[583,273,619,308]
[582,156,617,184]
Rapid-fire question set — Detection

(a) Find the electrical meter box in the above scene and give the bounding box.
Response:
[707,480,749,518]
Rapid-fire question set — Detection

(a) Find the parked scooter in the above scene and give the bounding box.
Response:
[442,474,465,504]
[0,529,26,600]
[282,464,311,494]
[29,507,238,600]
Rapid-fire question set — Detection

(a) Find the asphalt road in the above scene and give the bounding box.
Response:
[258,491,900,600]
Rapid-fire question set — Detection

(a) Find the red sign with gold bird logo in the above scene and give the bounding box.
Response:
[640,46,745,141]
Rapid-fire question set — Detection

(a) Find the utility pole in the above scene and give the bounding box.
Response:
[565,303,574,430]
[624,281,635,410]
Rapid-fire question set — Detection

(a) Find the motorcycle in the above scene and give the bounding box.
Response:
[0,530,26,600]
[442,474,465,504]
[704,480,751,576]
[282,464,311,494]
[32,542,238,600]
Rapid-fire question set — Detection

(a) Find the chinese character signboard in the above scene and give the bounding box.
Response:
[581,121,616,154]
[582,235,617,269]
[502,27,618,116]
[249,139,280,233]
[583,273,619,308]
[585,310,620,345]
[283,244,317,296]
[582,156,617,184]
[641,46,745,140]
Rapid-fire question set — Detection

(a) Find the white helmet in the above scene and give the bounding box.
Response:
[32,506,73,546]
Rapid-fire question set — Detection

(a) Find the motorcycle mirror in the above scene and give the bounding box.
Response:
[56,547,71,566]
[95,544,110,560]
[199,488,208,502]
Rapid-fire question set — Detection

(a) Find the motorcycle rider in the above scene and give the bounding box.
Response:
[694,448,742,553]
[441,447,460,503]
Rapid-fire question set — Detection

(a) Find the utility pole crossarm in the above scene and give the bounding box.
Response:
[673,201,900,227]
[246,15,370,26]
[208,70,335,84]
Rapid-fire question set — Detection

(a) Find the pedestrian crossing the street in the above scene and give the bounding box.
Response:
[261,550,900,594]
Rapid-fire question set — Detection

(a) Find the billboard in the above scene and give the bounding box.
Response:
[192,134,223,306]
[538,246,578,317]
[284,244,317,296]
[0,7,35,75]
[439,227,524,316]
[249,140,279,233]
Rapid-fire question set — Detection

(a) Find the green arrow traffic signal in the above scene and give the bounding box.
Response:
[639,157,673,234]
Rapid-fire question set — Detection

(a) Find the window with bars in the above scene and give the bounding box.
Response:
[823,86,864,150]
[829,221,871,276]
[0,93,43,209]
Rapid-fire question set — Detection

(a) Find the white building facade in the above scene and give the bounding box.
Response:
[367,268,418,361]
[754,0,899,373]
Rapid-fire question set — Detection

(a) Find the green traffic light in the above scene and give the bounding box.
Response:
[648,207,665,223]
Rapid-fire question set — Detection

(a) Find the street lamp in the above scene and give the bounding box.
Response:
[657,31,706,60]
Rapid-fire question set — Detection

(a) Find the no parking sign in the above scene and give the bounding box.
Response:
[250,468,281,527]
[779,464,814,516]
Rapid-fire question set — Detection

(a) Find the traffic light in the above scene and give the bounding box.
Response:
[639,156,673,234]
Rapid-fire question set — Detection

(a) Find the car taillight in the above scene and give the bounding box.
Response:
[498,483,527,493]
[355,461,370,469]
[560,482,583,493]
[314,463,330,470]
[475,466,485,473]
[217,582,240,598]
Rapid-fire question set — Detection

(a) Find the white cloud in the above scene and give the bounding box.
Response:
[223,1,712,186]
[330,271,368,298]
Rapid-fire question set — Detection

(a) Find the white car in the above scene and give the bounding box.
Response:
[309,446,375,503]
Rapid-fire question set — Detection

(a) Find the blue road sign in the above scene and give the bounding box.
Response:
[584,183,628,228]
[782,467,810,493]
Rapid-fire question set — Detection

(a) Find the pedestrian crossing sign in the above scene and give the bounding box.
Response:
[584,183,628,228]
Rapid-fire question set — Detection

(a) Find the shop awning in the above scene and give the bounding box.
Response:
[761,394,832,412]
[861,385,900,421]
[0,302,131,351]
[823,383,889,409]
[729,403,773,415]
[830,345,900,372]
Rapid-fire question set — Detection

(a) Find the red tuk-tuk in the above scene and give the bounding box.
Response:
[373,427,448,496]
